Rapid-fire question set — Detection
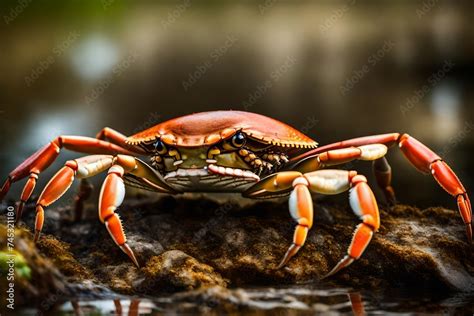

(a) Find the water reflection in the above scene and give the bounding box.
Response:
[69,299,145,316]
[30,286,473,315]
[56,289,368,315]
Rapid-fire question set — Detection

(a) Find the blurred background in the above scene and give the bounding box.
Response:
[0,0,473,209]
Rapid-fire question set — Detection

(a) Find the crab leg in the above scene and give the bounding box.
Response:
[99,163,138,266]
[294,144,396,204]
[276,176,313,268]
[319,172,380,277]
[291,133,472,241]
[73,179,94,222]
[248,169,379,275]
[301,169,379,277]
[398,135,471,241]
[373,157,396,204]
[99,155,177,267]
[33,154,175,244]
[294,144,388,172]
[0,135,137,218]
[96,127,146,155]
[348,292,366,316]
[33,155,114,241]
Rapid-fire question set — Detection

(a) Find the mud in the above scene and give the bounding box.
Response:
[0,192,473,308]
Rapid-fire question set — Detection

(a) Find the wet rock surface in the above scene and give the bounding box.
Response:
[0,192,473,310]
[0,224,69,308]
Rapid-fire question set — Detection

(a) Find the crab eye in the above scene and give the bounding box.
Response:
[154,139,167,154]
[231,132,246,147]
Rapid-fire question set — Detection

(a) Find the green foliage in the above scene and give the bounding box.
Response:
[0,250,32,280]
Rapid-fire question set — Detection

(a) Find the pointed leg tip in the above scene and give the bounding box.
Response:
[33,230,41,243]
[0,177,12,201]
[275,244,301,270]
[120,243,140,268]
[322,256,355,279]
[275,260,287,270]
[466,223,472,244]
[15,201,25,224]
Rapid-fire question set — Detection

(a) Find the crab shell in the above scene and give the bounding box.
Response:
[125,110,318,149]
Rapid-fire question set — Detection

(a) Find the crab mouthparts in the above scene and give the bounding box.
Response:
[163,164,260,181]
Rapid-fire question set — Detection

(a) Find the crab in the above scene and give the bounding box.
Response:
[1,111,471,277]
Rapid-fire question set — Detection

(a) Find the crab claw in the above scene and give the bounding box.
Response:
[243,171,302,198]
[131,158,178,194]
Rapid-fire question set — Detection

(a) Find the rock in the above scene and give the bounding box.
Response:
[0,224,69,308]
[126,234,164,261]
[135,250,227,293]
[2,194,473,305]
[36,235,93,281]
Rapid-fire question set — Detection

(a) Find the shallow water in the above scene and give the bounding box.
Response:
[16,285,474,315]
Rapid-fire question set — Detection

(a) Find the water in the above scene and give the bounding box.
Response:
[15,285,474,315]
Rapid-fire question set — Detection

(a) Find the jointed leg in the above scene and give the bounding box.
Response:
[373,157,396,204]
[322,172,379,277]
[291,133,472,241]
[398,135,472,241]
[250,169,380,276]
[73,179,94,221]
[0,131,142,221]
[292,143,396,203]
[33,154,175,250]
[97,155,178,267]
[96,127,146,155]
[276,176,313,268]
[99,161,139,267]
[34,155,115,241]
